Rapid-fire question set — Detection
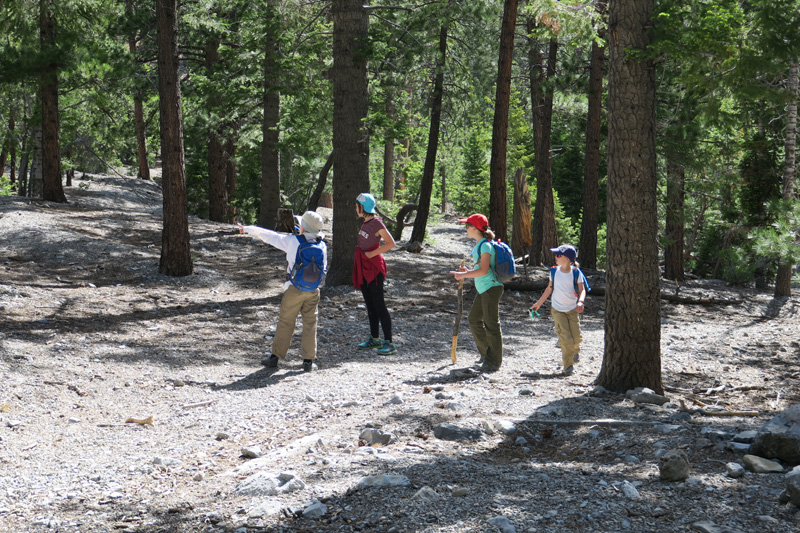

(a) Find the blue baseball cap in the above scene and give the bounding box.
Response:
[356,193,376,214]
[550,244,577,262]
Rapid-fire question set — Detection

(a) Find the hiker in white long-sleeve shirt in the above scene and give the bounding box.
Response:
[238,211,327,372]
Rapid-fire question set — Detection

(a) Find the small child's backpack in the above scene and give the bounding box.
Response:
[490,239,516,282]
[550,265,591,297]
[288,235,327,291]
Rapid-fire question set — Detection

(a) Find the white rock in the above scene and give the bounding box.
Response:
[303,500,327,519]
[620,481,640,499]
[357,474,410,487]
[488,515,516,533]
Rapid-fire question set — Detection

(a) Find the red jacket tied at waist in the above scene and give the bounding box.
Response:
[353,246,386,288]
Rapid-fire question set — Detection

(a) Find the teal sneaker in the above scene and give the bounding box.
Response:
[377,341,397,355]
[358,338,382,350]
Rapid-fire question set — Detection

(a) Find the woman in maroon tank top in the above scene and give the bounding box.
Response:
[352,193,397,355]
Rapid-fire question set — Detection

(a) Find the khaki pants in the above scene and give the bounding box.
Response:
[552,308,581,368]
[272,285,320,360]
[468,285,504,369]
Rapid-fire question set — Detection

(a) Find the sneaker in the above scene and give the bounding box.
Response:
[302,359,314,372]
[358,338,383,350]
[377,341,397,355]
[563,365,574,375]
[262,354,279,368]
[478,363,500,373]
[573,353,580,363]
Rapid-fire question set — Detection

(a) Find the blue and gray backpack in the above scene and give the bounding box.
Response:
[288,235,326,291]
[479,238,516,282]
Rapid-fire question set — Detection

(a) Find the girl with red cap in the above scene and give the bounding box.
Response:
[449,213,504,372]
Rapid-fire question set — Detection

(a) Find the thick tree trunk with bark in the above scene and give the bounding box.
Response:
[512,168,532,255]
[411,25,447,244]
[329,0,370,285]
[528,27,558,265]
[156,0,192,277]
[579,5,605,270]
[596,0,661,394]
[664,160,685,281]
[259,0,281,229]
[488,0,518,243]
[775,61,798,298]
[30,122,43,198]
[40,0,66,203]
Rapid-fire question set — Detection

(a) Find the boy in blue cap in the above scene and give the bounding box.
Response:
[530,244,586,375]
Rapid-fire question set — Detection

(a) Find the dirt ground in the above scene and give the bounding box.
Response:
[1,175,799,533]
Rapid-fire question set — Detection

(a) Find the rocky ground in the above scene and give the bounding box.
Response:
[1,175,799,533]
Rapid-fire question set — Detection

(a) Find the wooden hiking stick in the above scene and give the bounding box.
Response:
[451,260,465,363]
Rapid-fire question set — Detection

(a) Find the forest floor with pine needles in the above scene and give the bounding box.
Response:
[1,174,799,533]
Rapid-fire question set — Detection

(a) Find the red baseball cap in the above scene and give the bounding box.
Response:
[459,213,489,231]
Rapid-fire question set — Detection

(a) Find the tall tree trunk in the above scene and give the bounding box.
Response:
[596,0,661,394]
[0,135,9,176]
[207,39,230,223]
[260,0,281,229]
[127,1,151,181]
[9,108,17,189]
[579,4,606,270]
[775,60,798,297]
[664,160,685,281]
[488,0,518,243]
[440,162,447,213]
[529,28,558,265]
[156,0,192,276]
[40,0,66,203]
[133,96,150,179]
[512,168,532,255]
[18,93,30,197]
[30,121,43,198]
[329,0,370,285]
[224,130,238,223]
[383,100,395,201]
[410,24,447,244]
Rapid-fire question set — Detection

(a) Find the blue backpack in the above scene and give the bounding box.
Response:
[288,235,327,291]
[550,266,591,297]
[479,239,516,282]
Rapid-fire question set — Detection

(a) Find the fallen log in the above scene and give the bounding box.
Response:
[660,293,742,305]
[499,282,738,306]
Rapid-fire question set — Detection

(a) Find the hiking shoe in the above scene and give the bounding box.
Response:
[302,359,314,373]
[377,341,397,355]
[358,338,383,350]
[478,363,500,373]
[262,354,279,368]
[573,353,580,363]
[563,365,574,375]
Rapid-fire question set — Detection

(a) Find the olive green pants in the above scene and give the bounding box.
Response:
[552,308,581,368]
[467,285,504,369]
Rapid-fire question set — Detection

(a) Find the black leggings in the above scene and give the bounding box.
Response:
[360,273,392,342]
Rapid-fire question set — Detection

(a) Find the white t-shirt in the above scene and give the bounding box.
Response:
[551,267,578,312]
